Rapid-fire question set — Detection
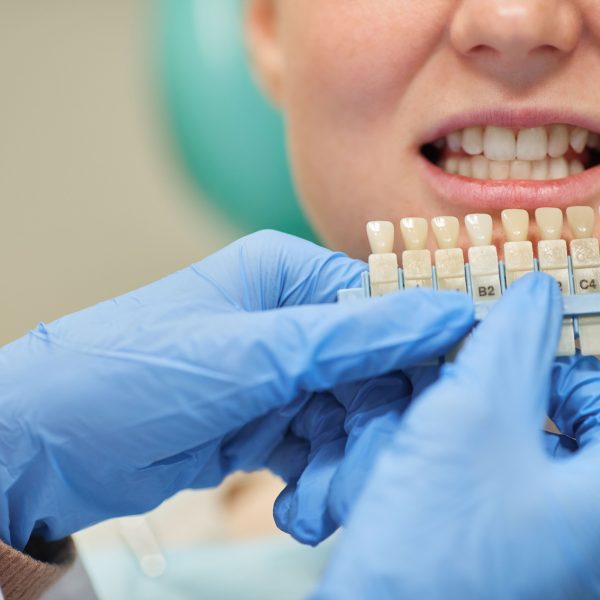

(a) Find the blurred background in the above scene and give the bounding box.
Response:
[0,1,327,598]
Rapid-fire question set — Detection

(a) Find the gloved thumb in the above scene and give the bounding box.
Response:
[393,273,563,455]
[417,273,563,438]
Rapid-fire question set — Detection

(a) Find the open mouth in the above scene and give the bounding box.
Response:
[420,125,600,180]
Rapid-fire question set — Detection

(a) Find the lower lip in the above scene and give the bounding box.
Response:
[418,154,600,211]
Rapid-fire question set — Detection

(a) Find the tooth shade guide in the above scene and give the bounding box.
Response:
[368,254,399,297]
[357,209,600,355]
[535,207,563,241]
[467,246,502,300]
[501,209,530,243]
[465,213,493,246]
[567,205,600,355]
[570,238,600,355]
[402,249,433,289]
[503,241,535,286]
[434,248,467,292]
[537,237,575,356]
[366,221,395,254]
[566,206,595,239]
[400,217,429,251]
[366,221,399,297]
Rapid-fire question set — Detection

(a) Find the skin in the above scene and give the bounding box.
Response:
[245,0,600,259]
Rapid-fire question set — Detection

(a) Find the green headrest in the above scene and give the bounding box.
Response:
[156,0,316,241]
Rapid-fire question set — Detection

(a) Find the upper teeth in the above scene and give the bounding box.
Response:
[440,125,598,162]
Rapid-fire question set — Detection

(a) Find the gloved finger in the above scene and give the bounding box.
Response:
[193,230,367,309]
[273,392,346,545]
[333,372,413,415]
[549,355,600,448]
[262,287,474,398]
[275,439,345,545]
[160,289,474,445]
[327,374,413,524]
[403,365,442,399]
[438,273,563,436]
[328,401,407,525]
[265,432,310,482]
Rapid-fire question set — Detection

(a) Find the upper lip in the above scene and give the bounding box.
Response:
[418,107,600,147]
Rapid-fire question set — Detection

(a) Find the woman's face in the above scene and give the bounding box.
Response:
[247,1,600,258]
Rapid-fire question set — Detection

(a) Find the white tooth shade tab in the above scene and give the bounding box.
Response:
[535,207,563,241]
[516,128,547,161]
[465,213,493,246]
[400,218,429,251]
[502,209,529,242]
[483,126,516,161]
[462,126,483,155]
[548,125,569,158]
[431,216,460,249]
[566,206,595,239]
[366,221,395,254]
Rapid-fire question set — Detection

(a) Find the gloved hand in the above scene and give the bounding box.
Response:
[274,365,440,544]
[0,230,475,550]
[316,273,600,599]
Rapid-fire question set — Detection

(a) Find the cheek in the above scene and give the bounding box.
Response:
[282,3,443,125]
[278,2,451,256]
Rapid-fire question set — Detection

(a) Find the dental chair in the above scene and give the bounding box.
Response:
[156,0,316,240]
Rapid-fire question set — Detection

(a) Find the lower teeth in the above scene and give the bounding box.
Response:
[442,156,584,180]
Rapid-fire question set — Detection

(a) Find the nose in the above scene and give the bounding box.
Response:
[451,0,582,79]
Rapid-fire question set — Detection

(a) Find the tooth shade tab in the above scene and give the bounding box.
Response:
[468,245,502,300]
[535,208,563,241]
[366,221,395,253]
[567,206,595,239]
[400,218,428,251]
[465,214,493,246]
[502,209,529,242]
[431,216,460,249]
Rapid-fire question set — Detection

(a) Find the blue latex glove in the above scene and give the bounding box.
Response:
[316,273,600,599]
[0,231,475,550]
[274,366,441,544]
